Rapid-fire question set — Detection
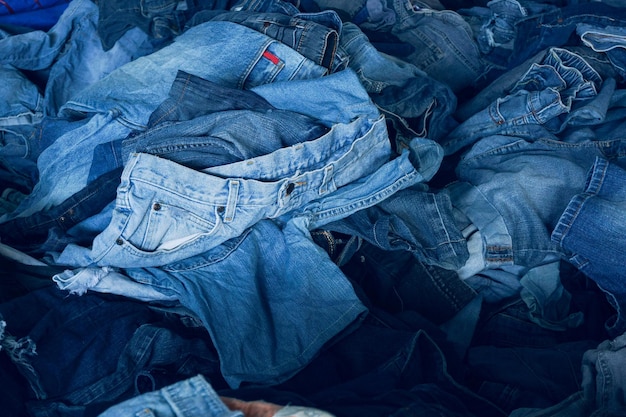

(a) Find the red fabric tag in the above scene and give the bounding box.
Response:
[262,50,280,65]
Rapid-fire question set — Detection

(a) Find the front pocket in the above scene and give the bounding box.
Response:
[124,198,221,253]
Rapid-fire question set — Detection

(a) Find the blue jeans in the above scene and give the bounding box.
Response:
[0,64,42,184]
[319,186,468,271]
[58,219,368,388]
[97,375,243,417]
[0,0,154,118]
[442,47,603,155]
[509,333,626,417]
[387,0,486,93]
[337,21,458,149]
[0,167,122,255]
[552,158,626,337]
[96,0,232,50]
[505,2,626,71]
[1,16,329,223]
[449,132,626,271]
[0,285,222,417]
[122,71,330,170]
[54,68,424,268]
[189,7,343,71]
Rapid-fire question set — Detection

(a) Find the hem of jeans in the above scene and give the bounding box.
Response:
[551,157,608,249]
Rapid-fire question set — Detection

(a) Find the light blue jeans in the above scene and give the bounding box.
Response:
[1,17,328,222]
[98,375,243,417]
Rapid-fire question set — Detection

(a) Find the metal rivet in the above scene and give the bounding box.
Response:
[153,202,161,211]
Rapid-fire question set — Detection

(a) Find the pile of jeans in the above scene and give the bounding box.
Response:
[1,0,626,416]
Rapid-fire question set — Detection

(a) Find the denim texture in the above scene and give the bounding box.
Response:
[97,375,243,417]
[442,47,603,155]
[122,71,330,170]
[473,2,626,71]
[449,133,626,270]
[552,158,626,337]
[1,14,329,224]
[59,219,368,388]
[387,0,486,92]
[97,0,233,50]
[189,8,342,71]
[337,21,458,149]
[53,69,423,268]
[4,2,626,417]
[0,284,222,417]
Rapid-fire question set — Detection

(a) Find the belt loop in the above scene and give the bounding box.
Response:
[223,180,240,223]
[319,164,334,195]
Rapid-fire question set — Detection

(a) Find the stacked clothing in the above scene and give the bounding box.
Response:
[0,0,625,416]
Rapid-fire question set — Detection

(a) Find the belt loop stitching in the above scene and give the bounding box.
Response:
[223,180,239,223]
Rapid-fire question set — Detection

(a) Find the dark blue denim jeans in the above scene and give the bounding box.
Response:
[0,284,222,417]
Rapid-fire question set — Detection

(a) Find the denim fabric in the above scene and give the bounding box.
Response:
[504,2,626,70]
[386,0,486,93]
[122,71,330,170]
[0,0,154,117]
[53,69,407,268]
[337,239,476,325]
[458,0,557,77]
[0,64,42,168]
[448,131,626,271]
[0,2,69,30]
[0,285,157,404]
[552,158,626,337]
[1,16,329,223]
[97,375,243,417]
[577,22,626,82]
[54,124,442,386]
[0,167,122,255]
[442,47,602,155]
[189,8,342,71]
[509,333,626,417]
[97,0,232,50]
[53,139,442,389]
[319,186,469,271]
[145,70,276,127]
[467,339,596,413]
[519,262,584,332]
[337,21,458,149]
[1,287,223,417]
[67,219,367,388]
[306,330,506,417]
[230,0,301,15]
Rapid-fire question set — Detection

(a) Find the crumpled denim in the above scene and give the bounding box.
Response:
[189,7,342,71]
[52,68,422,269]
[97,375,243,417]
[96,0,233,51]
[442,47,603,155]
[552,157,626,338]
[476,1,626,72]
[509,332,626,417]
[449,131,626,271]
[379,0,485,93]
[0,15,329,224]
[0,0,155,118]
[0,284,222,417]
[337,21,458,149]
[121,71,331,170]
[57,218,369,389]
